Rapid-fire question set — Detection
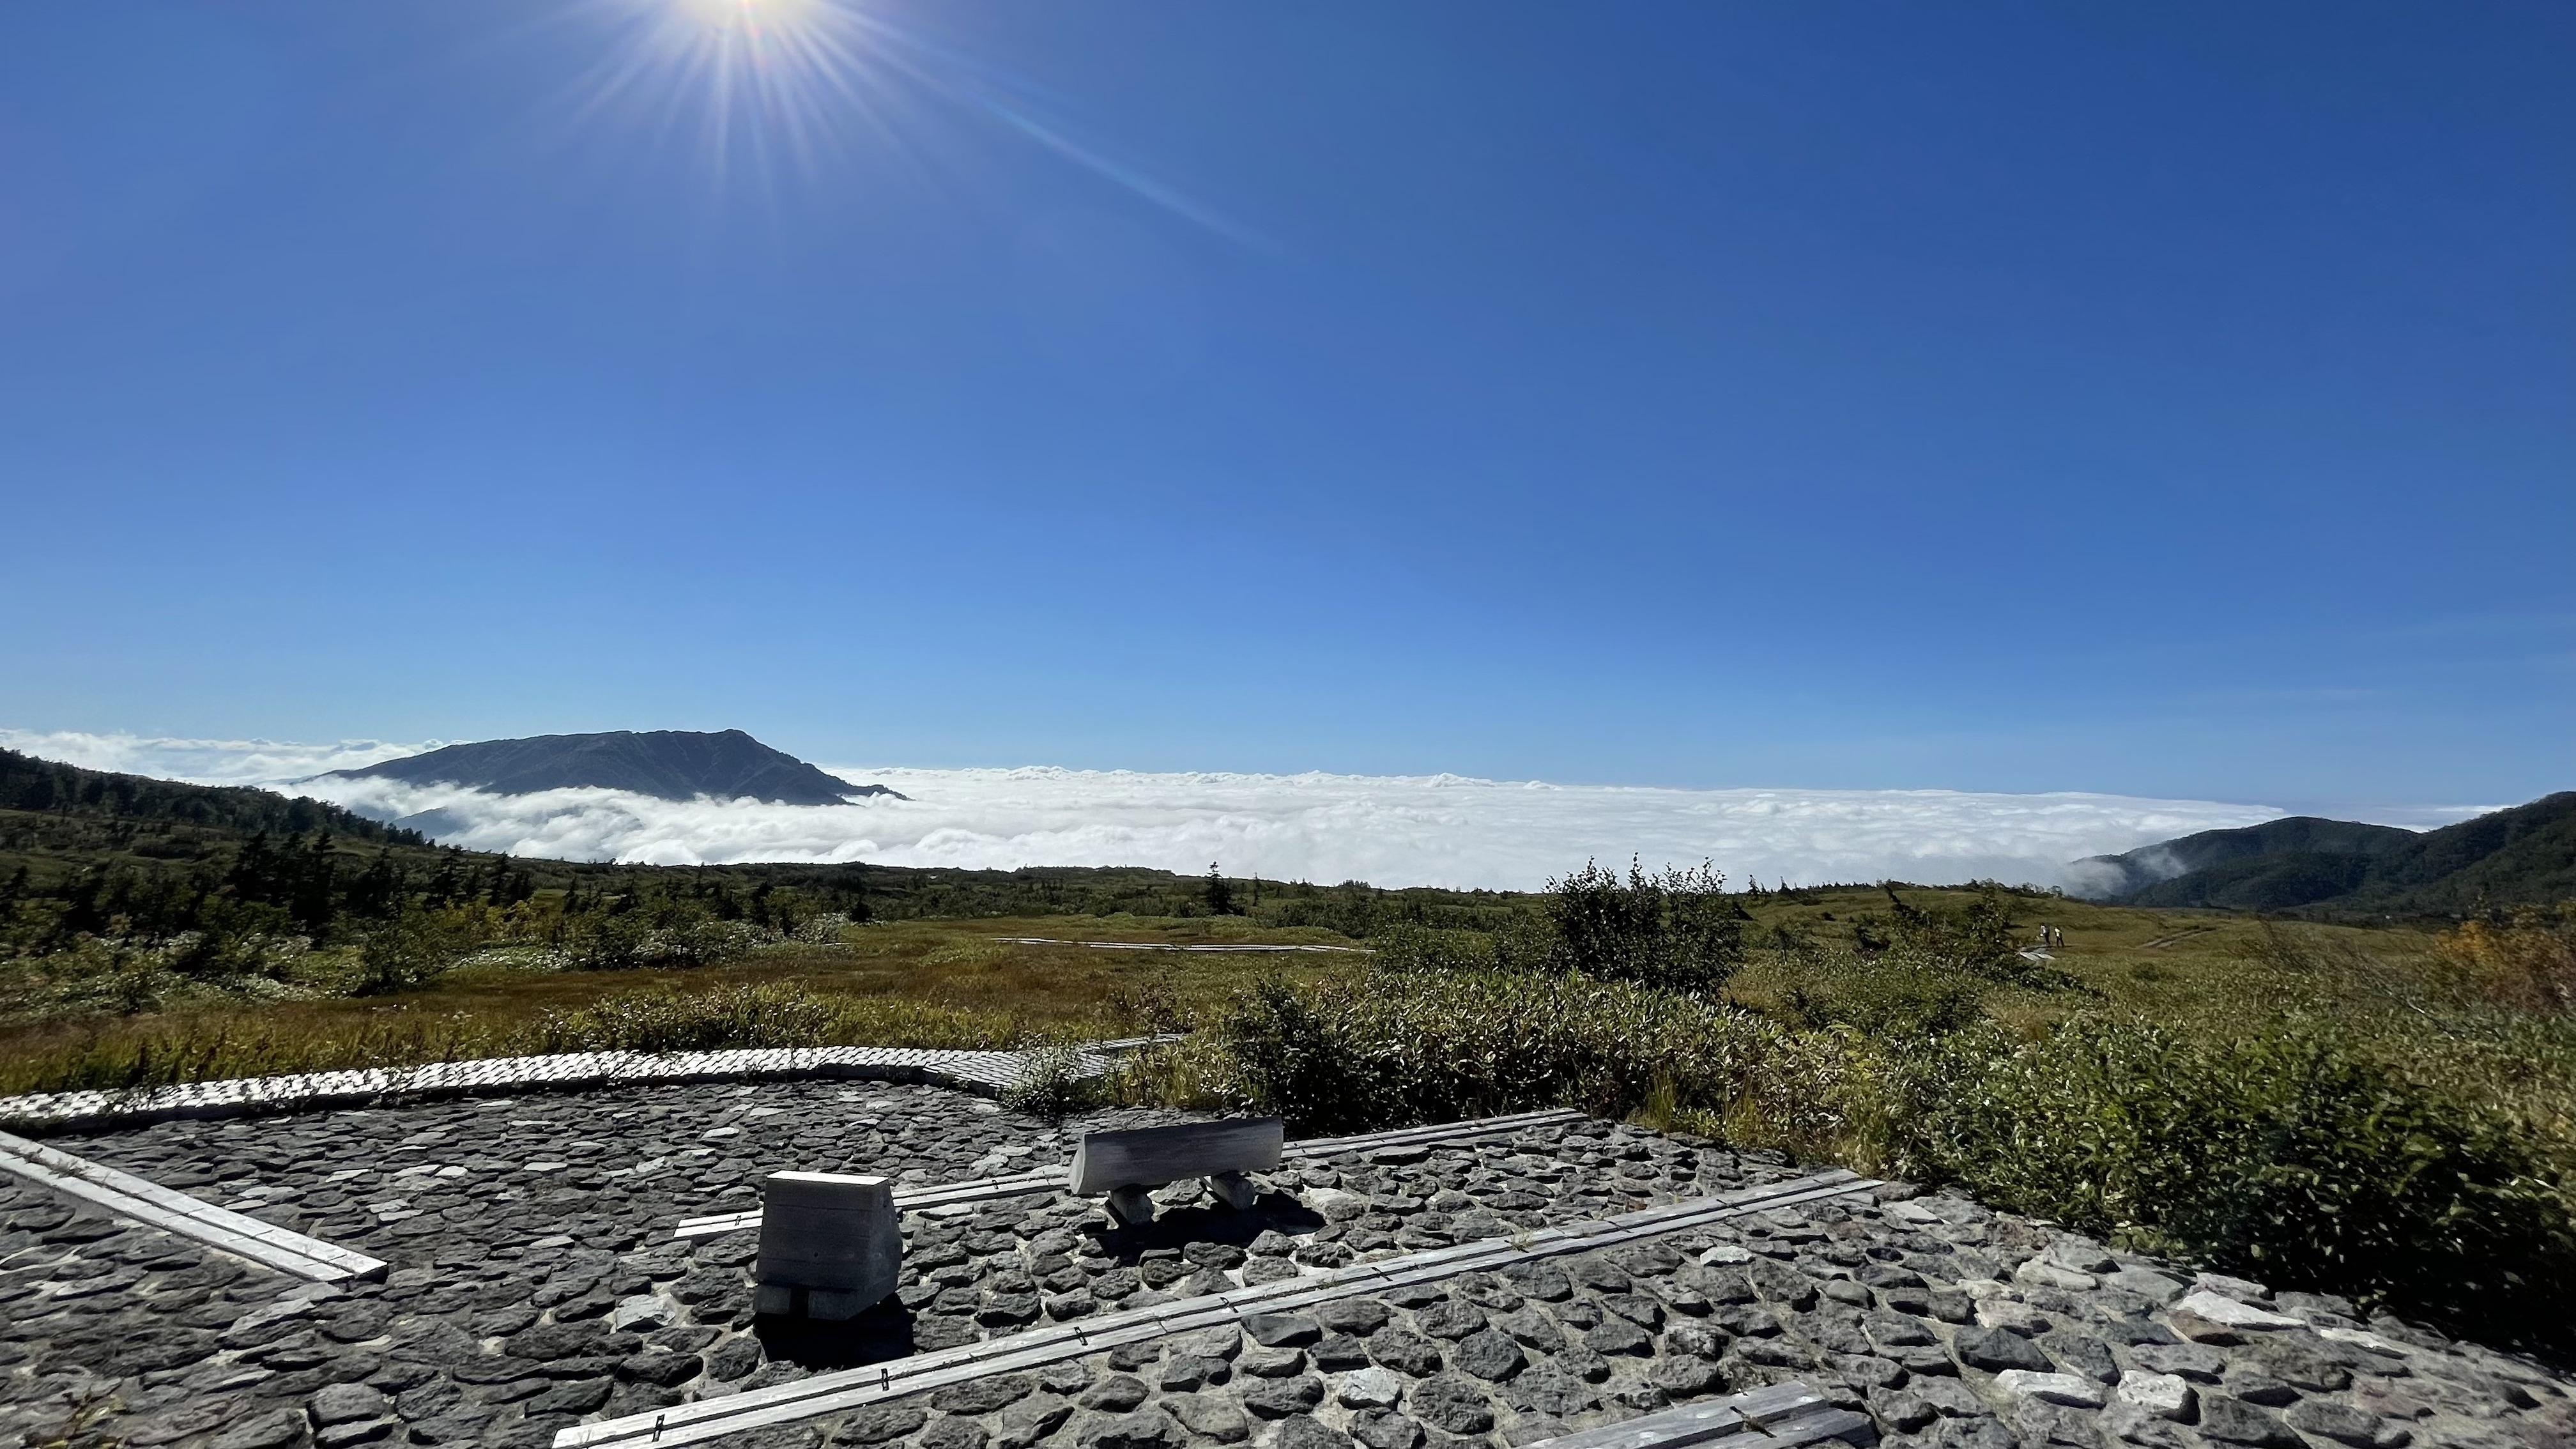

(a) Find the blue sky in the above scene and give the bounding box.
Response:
[3,0,2569,815]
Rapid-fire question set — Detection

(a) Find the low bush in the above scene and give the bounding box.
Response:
[1876,1018,2576,1351]
[1546,860,1745,990]
[1174,963,2576,1356]
[2434,905,2576,1014]
[0,983,1032,1095]
[1000,1039,1103,1121]
[1196,966,1832,1140]
[524,984,1023,1054]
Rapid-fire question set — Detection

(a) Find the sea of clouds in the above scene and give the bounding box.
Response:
[3,728,2295,892]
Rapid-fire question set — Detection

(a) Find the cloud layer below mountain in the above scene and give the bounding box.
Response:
[3,729,2294,891]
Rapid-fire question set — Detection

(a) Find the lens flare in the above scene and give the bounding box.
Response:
[564,0,1252,239]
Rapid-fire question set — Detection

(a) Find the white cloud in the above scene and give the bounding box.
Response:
[1,730,431,786]
[3,728,2290,891]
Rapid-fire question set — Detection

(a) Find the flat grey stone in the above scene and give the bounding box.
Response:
[1271,1419,1355,1449]
[1162,1395,1248,1444]
[1176,1327,1243,1361]
[310,1383,389,1427]
[1073,1410,1177,1449]
[1644,1356,1724,1397]
[2039,1331,2117,1384]
[2115,1372,2195,1420]
[1992,1370,2106,1408]
[1237,1346,1305,1377]
[1406,1374,1496,1436]
[2286,1399,2406,1448]
[1413,1301,1485,1340]
[1925,1416,2014,1449]
[1310,1332,1372,1372]
[1239,1376,1325,1419]
[314,1420,395,1449]
[2196,1397,2303,1449]
[1452,1330,1524,1382]
[1077,1375,1151,1412]
[1156,1354,1229,1393]
[2128,1342,2225,1383]
[1350,1413,1424,1449]
[1368,1329,1444,1377]
[1337,1365,1406,1410]
[1581,1317,1652,1356]
[992,1398,1075,1449]
[1952,1324,2049,1373]
[210,1410,308,1449]
[1241,1312,1321,1347]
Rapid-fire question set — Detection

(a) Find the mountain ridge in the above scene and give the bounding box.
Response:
[2070,792,2576,914]
[317,729,904,807]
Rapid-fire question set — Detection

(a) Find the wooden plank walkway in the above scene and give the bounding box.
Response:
[0,1130,388,1283]
[0,1038,1183,1134]
[566,1167,1877,1449]
[1520,1381,1872,1449]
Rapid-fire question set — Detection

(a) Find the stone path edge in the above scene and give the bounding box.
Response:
[558,1168,1878,1449]
[0,1038,1180,1135]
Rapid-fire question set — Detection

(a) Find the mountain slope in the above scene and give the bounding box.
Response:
[319,730,903,806]
[3,747,423,845]
[2073,793,2575,914]
[2071,816,2418,901]
[2337,792,2576,912]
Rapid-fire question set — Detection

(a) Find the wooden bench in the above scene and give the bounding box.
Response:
[1068,1117,1285,1224]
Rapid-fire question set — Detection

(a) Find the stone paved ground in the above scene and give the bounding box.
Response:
[3,1082,2570,1449]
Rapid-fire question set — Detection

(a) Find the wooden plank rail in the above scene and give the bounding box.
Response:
[568,1168,1877,1449]
[0,1130,388,1284]
[1521,1382,1873,1449]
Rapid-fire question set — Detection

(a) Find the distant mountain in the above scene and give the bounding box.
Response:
[317,730,905,806]
[2069,816,2418,902]
[2069,792,2576,914]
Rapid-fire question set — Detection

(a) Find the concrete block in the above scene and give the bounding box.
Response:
[1068,1119,1284,1196]
[1208,1170,1261,1211]
[756,1171,900,1319]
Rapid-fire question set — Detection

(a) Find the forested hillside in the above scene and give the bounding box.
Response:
[2074,792,2576,915]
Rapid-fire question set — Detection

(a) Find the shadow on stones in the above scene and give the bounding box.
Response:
[753,1299,919,1370]
[1082,1191,1324,1262]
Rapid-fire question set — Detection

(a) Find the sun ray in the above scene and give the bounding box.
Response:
[559,0,1256,241]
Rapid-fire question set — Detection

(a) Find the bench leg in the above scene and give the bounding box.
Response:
[1107,1183,1158,1226]
[1207,1170,1259,1210]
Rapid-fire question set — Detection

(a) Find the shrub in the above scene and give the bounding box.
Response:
[1880,1018,2576,1353]
[1200,967,1823,1138]
[1742,947,1997,1037]
[1547,859,1744,990]
[351,905,474,996]
[1176,965,2576,1356]
[524,984,1016,1055]
[530,983,847,1053]
[2433,905,2576,1014]
[1001,1039,1101,1121]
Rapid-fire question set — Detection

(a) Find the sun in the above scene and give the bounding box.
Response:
[570,0,889,183]
[669,0,825,39]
